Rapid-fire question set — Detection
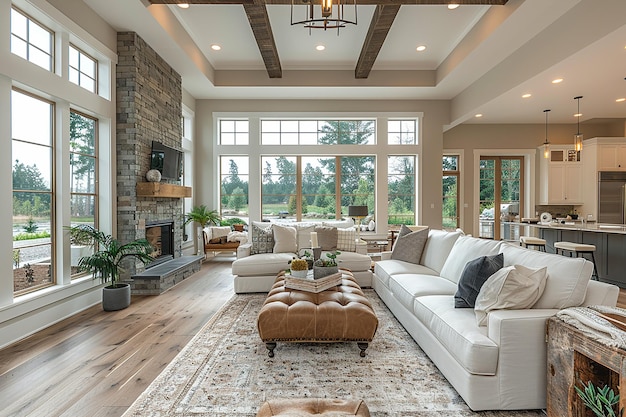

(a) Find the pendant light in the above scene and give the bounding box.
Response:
[574,96,583,152]
[543,109,551,159]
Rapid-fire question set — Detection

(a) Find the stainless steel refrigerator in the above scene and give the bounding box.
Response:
[598,171,626,224]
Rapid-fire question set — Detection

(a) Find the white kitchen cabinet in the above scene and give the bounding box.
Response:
[538,145,583,205]
[598,144,626,170]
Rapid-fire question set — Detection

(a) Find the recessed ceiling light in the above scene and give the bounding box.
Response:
[616,98,626,102]
[552,78,564,84]
[574,113,583,117]
[211,44,221,51]
[475,113,483,118]
[316,45,325,51]
[416,45,426,52]
[522,93,532,98]
[448,4,460,10]
[177,3,190,8]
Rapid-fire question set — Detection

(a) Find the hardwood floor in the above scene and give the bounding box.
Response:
[1,256,625,417]
[0,255,236,417]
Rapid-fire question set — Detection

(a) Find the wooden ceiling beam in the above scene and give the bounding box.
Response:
[243,2,282,78]
[355,4,400,79]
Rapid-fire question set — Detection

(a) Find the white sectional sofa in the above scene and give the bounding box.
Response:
[373,228,620,411]
[232,219,373,293]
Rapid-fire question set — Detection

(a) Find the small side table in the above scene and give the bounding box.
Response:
[546,316,626,416]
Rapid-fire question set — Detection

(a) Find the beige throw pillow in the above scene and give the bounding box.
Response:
[337,227,356,252]
[391,225,429,265]
[315,226,338,251]
[272,224,297,253]
[474,264,548,326]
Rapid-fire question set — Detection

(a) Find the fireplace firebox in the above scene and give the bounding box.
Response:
[145,220,175,268]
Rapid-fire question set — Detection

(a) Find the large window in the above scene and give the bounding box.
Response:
[69,45,97,93]
[443,155,460,230]
[388,156,415,226]
[11,7,54,71]
[220,156,249,219]
[12,90,54,294]
[69,111,98,278]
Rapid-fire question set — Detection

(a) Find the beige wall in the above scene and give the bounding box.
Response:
[195,99,450,229]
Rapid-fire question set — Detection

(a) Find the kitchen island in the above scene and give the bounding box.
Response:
[506,222,626,288]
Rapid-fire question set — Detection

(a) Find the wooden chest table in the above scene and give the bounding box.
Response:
[546,316,626,416]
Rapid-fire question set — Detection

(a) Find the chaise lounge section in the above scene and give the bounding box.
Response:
[373,228,619,411]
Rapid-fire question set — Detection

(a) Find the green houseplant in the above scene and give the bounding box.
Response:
[576,380,622,417]
[313,250,341,279]
[184,205,221,228]
[185,206,221,256]
[68,225,154,311]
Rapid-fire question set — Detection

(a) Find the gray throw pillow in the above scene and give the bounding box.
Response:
[454,253,504,308]
[250,223,274,255]
[390,225,429,264]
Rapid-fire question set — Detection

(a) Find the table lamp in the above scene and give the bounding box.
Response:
[348,205,368,242]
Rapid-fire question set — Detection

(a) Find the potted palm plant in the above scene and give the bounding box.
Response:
[184,205,221,256]
[68,225,154,311]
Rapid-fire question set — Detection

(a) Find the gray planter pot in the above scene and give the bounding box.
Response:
[102,283,131,311]
[313,265,338,279]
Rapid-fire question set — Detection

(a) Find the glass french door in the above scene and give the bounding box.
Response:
[479,157,523,240]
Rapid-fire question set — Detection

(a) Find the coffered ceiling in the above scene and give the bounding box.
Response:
[83,0,626,129]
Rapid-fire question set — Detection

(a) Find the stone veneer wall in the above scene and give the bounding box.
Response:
[116,32,184,279]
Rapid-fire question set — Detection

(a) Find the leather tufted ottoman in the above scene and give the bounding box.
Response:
[257,270,378,357]
[257,398,370,417]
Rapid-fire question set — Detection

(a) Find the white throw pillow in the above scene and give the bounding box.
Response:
[474,264,548,326]
[337,227,356,252]
[295,224,316,251]
[272,224,297,253]
[209,226,231,240]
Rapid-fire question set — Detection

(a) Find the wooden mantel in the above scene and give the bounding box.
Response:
[136,182,192,198]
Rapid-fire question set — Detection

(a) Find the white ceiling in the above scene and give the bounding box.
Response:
[83,0,626,129]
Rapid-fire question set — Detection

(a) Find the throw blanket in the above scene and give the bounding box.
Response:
[227,231,248,244]
[556,305,626,348]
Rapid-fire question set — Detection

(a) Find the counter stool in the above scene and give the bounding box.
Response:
[554,241,598,280]
[520,236,546,251]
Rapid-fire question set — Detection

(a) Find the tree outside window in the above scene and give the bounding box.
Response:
[443,155,460,230]
[220,156,249,219]
[388,156,415,226]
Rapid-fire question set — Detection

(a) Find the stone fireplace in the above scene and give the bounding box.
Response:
[115,31,190,287]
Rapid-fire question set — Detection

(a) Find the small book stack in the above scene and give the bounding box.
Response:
[284,271,343,293]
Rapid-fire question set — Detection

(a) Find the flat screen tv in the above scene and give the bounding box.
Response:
[150,141,182,180]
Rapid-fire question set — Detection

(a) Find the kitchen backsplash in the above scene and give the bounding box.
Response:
[534,205,577,218]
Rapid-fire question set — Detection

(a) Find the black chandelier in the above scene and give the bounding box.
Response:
[291,0,357,33]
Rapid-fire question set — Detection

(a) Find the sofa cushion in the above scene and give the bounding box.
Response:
[337,227,356,252]
[328,250,371,272]
[295,224,316,251]
[413,295,499,375]
[315,226,338,250]
[323,219,355,229]
[440,236,503,284]
[232,252,296,276]
[499,243,592,309]
[420,229,463,274]
[204,226,231,241]
[374,260,439,288]
[250,223,275,255]
[454,253,504,308]
[391,225,429,264]
[474,264,548,326]
[388,274,457,311]
[273,224,297,253]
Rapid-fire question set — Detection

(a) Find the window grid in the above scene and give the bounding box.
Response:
[388,119,417,145]
[11,7,54,72]
[219,120,249,145]
[69,45,97,93]
[260,119,375,145]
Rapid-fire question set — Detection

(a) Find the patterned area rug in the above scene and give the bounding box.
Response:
[123,291,544,416]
